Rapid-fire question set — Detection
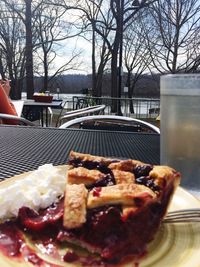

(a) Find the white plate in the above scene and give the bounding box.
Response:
[0,169,200,267]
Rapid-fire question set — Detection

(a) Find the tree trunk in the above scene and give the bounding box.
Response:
[110,30,120,113]
[15,80,22,99]
[25,0,34,99]
[43,52,48,92]
[95,63,105,98]
[130,80,137,114]
[6,52,17,99]
[91,21,97,97]
[0,52,6,80]
[125,70,134,114]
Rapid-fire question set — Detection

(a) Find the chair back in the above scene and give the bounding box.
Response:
[58,105,106,126]
[0,100,35,126]
[12,100,24,116]
[59,115,160,134]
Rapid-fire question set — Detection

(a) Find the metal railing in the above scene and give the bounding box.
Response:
[71,96,160,119]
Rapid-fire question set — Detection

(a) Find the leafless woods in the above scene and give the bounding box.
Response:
[0,0,200,100]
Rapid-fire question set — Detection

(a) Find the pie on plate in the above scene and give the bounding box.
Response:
[0,151,192,267]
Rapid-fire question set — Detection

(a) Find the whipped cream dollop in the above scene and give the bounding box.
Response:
[0,164,66,220]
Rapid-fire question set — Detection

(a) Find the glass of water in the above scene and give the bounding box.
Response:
[160,74,200,191]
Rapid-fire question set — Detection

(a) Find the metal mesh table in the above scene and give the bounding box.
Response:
[0,125,160,180]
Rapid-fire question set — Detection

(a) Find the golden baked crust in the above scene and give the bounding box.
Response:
[149,165,180,187]
[69,151,114,165]
[112,169,135,184]
[64,151,181,230]
[67,167,105,185]
[63,184,88,229]
[109,160,135,171]
[87,184,156,209]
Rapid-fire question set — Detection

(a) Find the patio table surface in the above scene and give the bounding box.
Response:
[24,99,63,108]
[0,125,199,198]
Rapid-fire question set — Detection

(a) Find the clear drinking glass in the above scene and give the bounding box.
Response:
[160,74,200,190]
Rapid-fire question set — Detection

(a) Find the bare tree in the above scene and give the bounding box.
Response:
[1,0,85,98]
[65,0,156,111]
[25,0,34,98]
[0,2,26,99]
[34,2,83,92]
[123,14,151,112]
[143,0,200,73]
[49,0,156,107]
[107,0,156,113]
[88,0,111,97]
[69,0,112,97]
[1,0,44,98]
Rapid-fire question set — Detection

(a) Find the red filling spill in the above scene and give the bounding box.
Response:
[0,183,174,266]
[0,221,60,266]
[0,221,23,257]
[92,187,102,197]
[18,199,64,231]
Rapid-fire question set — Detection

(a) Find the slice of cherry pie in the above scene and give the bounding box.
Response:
[59,151,181,263]
[0,151,180,266]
